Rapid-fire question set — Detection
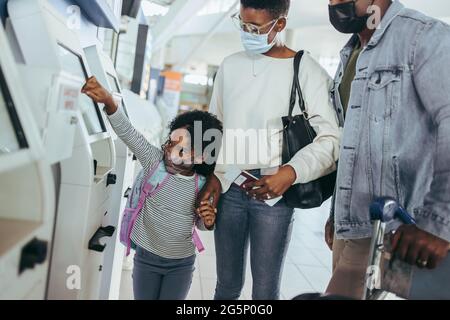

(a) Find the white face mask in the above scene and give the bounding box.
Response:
[240,20,279,54]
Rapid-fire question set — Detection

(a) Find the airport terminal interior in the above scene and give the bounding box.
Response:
[1,0,449,301]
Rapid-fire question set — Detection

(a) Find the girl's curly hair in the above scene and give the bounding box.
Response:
[167,111,223,176]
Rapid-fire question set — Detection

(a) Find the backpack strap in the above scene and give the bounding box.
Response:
[192,229,205,253]
[192,173,205,253]
[145,161,161,182]
[125,161,170,256]
[142,161,171,196]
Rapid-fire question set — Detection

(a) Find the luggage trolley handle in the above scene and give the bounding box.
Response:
[363,197,416,300]
[369,197,416,225]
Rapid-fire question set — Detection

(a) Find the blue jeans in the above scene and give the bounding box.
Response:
[214,170,295,300]
[132,246,195,300]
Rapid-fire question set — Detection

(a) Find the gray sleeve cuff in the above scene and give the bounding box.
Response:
[414,207,450,243]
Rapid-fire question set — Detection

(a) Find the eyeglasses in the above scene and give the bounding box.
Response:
[231,12,286,35]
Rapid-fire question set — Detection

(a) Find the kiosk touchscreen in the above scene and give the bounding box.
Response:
[0,23,55,300]
[58,44,106,136]
[7,0,117,299]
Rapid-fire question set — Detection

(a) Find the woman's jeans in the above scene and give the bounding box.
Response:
[133,246,196,300]
[214,170,295,300]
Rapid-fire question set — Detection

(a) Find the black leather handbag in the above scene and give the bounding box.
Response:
[281,51,337,209]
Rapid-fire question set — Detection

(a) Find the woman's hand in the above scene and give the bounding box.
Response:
[81,76,117,115]
[244,166,297,201]
[197,174,222,209]
[197,201,217,230]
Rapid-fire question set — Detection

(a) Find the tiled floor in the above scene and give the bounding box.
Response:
[119,200,333,300]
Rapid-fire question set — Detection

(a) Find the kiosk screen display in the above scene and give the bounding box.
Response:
[58,44,106,135]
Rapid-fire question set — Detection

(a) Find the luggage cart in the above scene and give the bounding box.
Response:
[293,196,450,300]
[363,197,416,300]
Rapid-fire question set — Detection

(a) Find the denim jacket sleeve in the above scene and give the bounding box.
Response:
[329,186,336,223]
[412,20,450,242]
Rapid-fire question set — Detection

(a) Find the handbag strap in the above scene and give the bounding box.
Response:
[291,51,316,141]
[288,50,306,118]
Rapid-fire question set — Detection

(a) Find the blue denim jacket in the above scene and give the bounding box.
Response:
[331,1,450,242]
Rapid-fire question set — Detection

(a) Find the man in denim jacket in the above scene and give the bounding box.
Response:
[324,0,450,299]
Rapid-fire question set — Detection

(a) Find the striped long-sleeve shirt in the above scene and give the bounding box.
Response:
[108,108,208,259]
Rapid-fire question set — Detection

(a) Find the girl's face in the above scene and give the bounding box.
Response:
[163,128,197,175]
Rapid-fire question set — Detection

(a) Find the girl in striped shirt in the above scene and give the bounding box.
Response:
[82,77,222,300]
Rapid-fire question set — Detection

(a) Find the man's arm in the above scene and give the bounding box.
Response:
[412,21,450,243]
[392,20,450,269]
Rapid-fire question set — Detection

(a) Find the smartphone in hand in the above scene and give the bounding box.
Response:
[233,170,282,207]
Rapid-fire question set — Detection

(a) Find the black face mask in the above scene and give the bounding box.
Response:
[329,1,372,34]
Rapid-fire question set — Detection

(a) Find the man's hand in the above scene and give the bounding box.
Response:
[325,218,334,251]
[244,165,296,201]
[197,201,217,230]
[391,224,450,269]
[81,76,117,115]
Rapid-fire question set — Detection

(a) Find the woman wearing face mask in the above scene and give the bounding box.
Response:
[197,0,341,300]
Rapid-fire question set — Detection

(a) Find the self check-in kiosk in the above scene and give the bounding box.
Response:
[84,45,135,300]
[7,0,118,299]
[0,22,55,300]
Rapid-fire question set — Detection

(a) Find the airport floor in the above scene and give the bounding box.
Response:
[119,200,334,300]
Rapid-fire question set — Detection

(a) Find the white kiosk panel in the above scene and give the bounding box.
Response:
[0,22,55,299]
[7,0,117,300]
[0,73,24,155]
